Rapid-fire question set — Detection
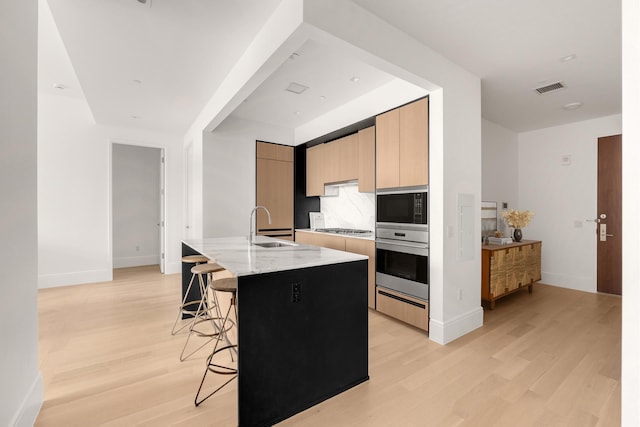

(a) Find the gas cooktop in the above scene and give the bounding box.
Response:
[314,228,372,235]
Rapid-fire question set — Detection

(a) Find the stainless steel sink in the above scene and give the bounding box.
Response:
[252,241,297,248]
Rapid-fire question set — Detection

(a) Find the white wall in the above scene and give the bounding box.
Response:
[38,89,184,287]
[112,144,161,268]
[518,114,622,293]
[622,0,640,423]
[203,117,294,237]
[0,1,42,425]
[482,119,519,235]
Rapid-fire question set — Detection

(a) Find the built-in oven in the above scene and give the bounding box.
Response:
[376,188,427,226]
[375,224,429,301]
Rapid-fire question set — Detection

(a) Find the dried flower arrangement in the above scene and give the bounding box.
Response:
[501,209,534,228]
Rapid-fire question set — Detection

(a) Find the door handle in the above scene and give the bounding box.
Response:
[599,224,614,241]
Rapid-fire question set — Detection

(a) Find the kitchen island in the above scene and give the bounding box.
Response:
[182,236,369,426]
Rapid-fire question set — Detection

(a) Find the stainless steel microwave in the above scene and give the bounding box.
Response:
[376,189,427,225]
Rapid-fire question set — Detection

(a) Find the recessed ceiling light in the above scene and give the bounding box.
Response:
[350,76,360,83]
[320,96,326,101]
[53,83,66,90]
[563,101,583,110]
[294,111,300,116]
[130,115,139,119]
[133,79,142,84]
[560,54,577,62]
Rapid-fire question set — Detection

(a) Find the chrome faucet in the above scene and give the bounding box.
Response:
[249,206,271,244]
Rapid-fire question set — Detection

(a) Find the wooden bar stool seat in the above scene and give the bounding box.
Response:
[179,263,228,362]
[172,256,221,336]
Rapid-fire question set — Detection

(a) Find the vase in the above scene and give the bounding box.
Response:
[513,228,523,242]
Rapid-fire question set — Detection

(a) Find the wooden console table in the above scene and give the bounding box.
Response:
[481,240,542,309]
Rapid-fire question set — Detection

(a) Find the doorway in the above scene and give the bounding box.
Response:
[112,143,165,273]
[597,134,622,295]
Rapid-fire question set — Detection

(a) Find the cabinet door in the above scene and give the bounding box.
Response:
[399,98,428,187]
[256,158,293,230]
[375,108,400,189]
[257,141,294,161]
[295,231,346,251]
[345,238,375,309]
[306,144,324,196]
[358,126,375,193]
[323,140,340,184]
[337,134,359,182]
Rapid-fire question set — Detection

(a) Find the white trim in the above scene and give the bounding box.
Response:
[11,371,42,427]
[38,269,111,288]
[429,306,484,345]
[109,139,167,276]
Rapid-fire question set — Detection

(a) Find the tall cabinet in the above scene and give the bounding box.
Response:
[256,141,294,240]
[376,97,429,189]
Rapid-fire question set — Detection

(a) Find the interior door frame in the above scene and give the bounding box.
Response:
[109,140,166,274]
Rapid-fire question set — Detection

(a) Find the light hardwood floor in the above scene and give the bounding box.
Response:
[36,266,621,426]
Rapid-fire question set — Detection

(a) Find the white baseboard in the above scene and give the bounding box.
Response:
[541,271,596,293]
[38,268,111,289]
[429,306,484,345]
[113,255,160,269]
[11,371,42,427]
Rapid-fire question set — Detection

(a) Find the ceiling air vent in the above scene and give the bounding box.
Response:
[286,82,309,95]
[534,81,566,94]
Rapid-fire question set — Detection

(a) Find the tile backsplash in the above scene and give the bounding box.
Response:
[320,182,375,231]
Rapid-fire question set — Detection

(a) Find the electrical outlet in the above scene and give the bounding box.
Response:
[292,282,301,303]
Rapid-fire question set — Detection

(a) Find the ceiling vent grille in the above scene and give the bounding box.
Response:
[534,81,566,94]
[286,82,309,95]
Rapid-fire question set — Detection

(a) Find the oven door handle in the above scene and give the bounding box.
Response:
[376,239,429,251]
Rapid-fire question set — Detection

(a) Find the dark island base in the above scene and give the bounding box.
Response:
[237,260,369,426]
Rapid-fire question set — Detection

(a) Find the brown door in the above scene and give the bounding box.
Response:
[597,134,622,295]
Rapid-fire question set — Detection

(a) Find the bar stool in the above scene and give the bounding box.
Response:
[195,273,238,406]
[171,255,217,336]
[180,263,228,362]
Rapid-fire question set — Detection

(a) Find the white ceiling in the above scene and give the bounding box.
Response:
[42,0,622,135]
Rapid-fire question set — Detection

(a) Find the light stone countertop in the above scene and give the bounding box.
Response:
[183,236,367,277]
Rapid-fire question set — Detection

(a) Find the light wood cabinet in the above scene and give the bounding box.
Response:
[256,142,293,237]
[306,144,324,197]
[306,132,362,194]
[376,286,429,331]
[257,141,294,162]
[376,98,428,189]
[375,109,400,189]
[399,98,429,187]
[295,230,346,251]
[482,240,542,309]
[336,133,358,183]
[358,126,375,193]
[295,230,375,309]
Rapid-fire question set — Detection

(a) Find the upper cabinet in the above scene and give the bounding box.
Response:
[376,97,429,189]
[305,132,360,196]
[358,126,375,193]
[335,133,359,183]
[306,144,325,197]
[256,142,294,238]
